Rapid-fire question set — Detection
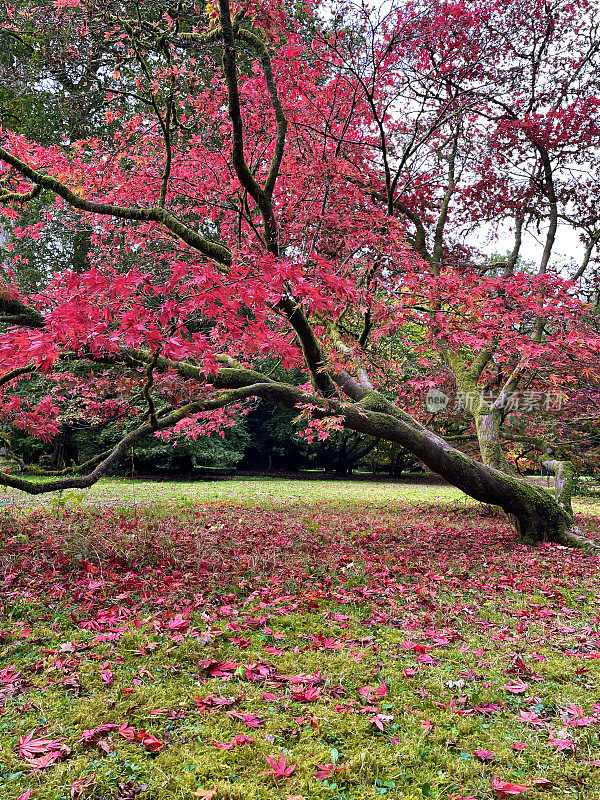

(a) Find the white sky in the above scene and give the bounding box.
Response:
[473,220,586,275]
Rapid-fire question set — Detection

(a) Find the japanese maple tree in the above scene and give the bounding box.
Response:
[0,0,599,546]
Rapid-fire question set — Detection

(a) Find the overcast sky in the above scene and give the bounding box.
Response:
[471,220,586,275]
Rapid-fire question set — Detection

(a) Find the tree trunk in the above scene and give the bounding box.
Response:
[443,350,516,475]
[541,460,575,517]
[335,436,348,477]
[475,409,514,472]
[319,390,587,548]
[50,425,79,470]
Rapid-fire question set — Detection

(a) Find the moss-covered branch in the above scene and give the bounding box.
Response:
[0,291,46,328]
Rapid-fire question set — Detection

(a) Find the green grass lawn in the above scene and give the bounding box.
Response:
[3,474,598,515]
[0,475,467,510]
[1,480,600,800]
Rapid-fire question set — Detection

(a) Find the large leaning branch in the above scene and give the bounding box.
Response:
[0,385,264,495]
[1,368,589,547]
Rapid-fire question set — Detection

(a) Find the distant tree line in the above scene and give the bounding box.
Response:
[7,397,422,478]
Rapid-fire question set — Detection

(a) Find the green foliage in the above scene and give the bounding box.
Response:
[238,402,318,471]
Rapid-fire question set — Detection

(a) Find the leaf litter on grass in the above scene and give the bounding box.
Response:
[1,501,600,799]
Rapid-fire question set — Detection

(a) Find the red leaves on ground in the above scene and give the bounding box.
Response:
[368,713,394,731]
[18,731,66,760]
[545,736,575,752]
[167,614,190,632]
[473,749,496,762]
[136,731,162,753]
[118,724,162,752]
[211,735,255,749]
[197,659,240,679]
[99,662,114,685]
[195,694,238,712]
[263,754,296,778]
[313,763,335,780]
[192,790,217,800]
[359,682,388,701]
[504,680,528,694]
[3,504,600,796]
[17,730,71,771]
[492,778,530,797]
[290,687,321,702]
[511,742,528,751]
[70,773,95,799]
[227,711,264,728]
[313,763,347,780]
[80,724,119,743]
[80,724,118,754]
[519,711,544,726]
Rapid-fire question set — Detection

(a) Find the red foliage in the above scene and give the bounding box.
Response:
[0,0,599,476]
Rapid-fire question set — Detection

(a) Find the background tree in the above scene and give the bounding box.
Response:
[313,0,600,474]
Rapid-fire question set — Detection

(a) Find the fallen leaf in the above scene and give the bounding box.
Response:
[473,749,495,762]
[263,754,296,778]
[492,777,529,797]
[71,773,95,799]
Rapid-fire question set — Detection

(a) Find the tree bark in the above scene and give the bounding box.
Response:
[339,400,580,547]
[541,459,575,517]
[253,384,588,548]
[443,350,515,474]
[474,408,514,472]
[335,434,348,477]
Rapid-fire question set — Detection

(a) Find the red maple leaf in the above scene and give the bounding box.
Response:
[18,731,67,760]
[545,736,575,752]
[492,777,530,797]
[313,763,335,780]
[473,749,496,762]
[227,710,264,727]
[136,730,162,752]
[263,754,296,778]
[80,724,118,744]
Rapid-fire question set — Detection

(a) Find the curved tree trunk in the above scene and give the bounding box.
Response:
[355,421,576,545]
[301,388,587,548]
[1,362,593,549]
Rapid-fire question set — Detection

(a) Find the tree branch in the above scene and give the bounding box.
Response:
[0,147,232,266]
[0,365,36,387]
[0,384,265,495]
[0,291,46,329]
[235,28,288,199]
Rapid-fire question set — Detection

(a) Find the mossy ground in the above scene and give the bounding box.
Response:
[1,479,600,800]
